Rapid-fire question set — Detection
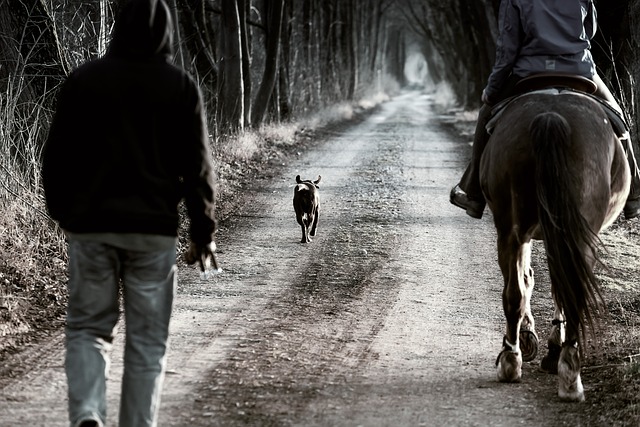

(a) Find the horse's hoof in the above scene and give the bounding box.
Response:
[519,329,539,362]
[496,350,522,383]
[557,344,584,402]
[558,374,585,402]
[558,388,585,402]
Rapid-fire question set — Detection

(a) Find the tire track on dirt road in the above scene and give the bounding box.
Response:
[178,91,613,427]
[170,101,410,426]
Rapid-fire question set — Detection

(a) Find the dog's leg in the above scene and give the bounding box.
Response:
[310,207,319,237]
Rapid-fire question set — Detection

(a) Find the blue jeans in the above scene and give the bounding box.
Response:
[65,239,177,427]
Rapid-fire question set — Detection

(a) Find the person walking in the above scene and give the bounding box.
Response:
[450,0,640,220]
[41,1,217,426]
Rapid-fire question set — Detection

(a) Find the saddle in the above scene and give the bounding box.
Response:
[486,73,629,138]
[515,73,598,95]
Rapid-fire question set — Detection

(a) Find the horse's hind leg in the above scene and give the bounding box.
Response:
[496,233,529,382]
[555,240,596,402]
[518,242,539,362]
[545,238,596,402]
[540,305,565,374]
[558,325,584,402]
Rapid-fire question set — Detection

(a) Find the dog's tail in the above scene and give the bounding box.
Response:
[294,185,312,205]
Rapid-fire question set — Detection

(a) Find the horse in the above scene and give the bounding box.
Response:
[479,90,631,402]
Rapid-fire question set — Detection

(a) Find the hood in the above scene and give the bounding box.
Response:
[108,0,174,59]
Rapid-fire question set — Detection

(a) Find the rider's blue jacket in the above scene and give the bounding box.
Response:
[484,0,597,103]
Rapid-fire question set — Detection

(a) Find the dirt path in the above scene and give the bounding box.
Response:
[1,91,637,426]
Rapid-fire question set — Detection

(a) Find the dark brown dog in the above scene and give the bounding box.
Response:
[293,175,321,243]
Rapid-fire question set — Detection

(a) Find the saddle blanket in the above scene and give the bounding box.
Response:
[486,88,628,138]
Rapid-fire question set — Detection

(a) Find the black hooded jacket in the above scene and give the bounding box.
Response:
[42,0,216,244]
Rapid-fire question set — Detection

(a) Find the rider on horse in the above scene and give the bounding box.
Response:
[450,0,640,220]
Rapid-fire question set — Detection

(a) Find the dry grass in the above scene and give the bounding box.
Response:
[0,197,67,352]
[0,72,68,352]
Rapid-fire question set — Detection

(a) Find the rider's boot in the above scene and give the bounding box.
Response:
[450,185,485,219]
[450,104,490,219]
[621,133,640,219]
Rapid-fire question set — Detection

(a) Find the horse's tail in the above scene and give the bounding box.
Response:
[530,112,604,343]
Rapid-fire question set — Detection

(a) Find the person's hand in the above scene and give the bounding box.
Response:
[185,241,220,274]
[481,89,491,105]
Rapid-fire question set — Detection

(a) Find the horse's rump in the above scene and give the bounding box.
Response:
[481,92,627,235]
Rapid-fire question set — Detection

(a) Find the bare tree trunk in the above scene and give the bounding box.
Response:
[251,0,285,127]
[177,0,219,98]
[460,0,498,102]
[218,0,244,132]
[237,0,251,127]
[331,0,359,101]
[386,28,406,86]
[276,0,293,121]
[300,0,322,108]
[369,0,382,74]
[322,0,339,102]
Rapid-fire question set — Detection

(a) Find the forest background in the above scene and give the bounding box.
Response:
[1,0,640,395]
